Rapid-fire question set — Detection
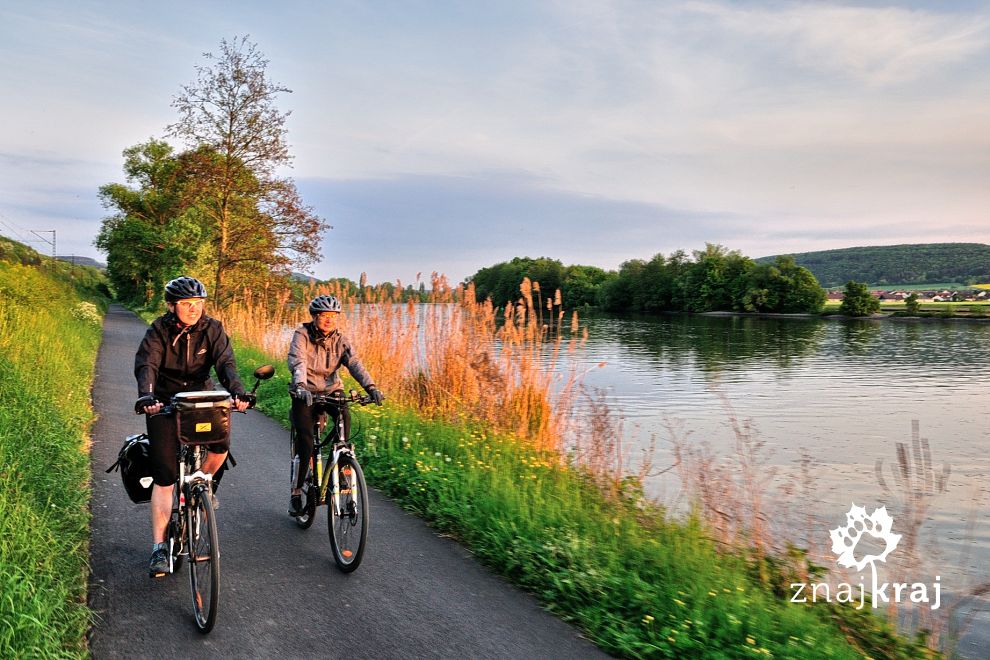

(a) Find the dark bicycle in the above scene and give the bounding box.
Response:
[154,364,274,633]
[290,390,372,572]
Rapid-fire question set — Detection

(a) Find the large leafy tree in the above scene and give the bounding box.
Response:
[168,36,326,305]
[742,256,825,313]
[95,140,203,305]
[679,244,753,312]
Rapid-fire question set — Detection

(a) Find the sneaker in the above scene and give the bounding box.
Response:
[289,493,303,517]
[149,547,169,578]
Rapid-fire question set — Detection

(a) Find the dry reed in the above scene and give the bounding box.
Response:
[218,274,595,461]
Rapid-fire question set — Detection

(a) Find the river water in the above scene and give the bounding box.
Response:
[553,312,989,655]
[306,306,990,653]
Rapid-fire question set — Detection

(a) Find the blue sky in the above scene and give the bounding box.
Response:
[1,1,988,284]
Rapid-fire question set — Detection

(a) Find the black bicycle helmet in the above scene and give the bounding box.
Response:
[309,295,342,314]
[164,276,208,303]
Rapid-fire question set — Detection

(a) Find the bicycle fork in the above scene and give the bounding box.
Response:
[319,446,350,515]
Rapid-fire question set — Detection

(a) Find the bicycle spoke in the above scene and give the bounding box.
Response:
[187,487,220,633]
[327,456,368,572]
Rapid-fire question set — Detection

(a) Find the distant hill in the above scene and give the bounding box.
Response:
[56,255,106,270]
[756,243,990,288]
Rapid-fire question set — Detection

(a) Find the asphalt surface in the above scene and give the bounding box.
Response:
[88,305,606,659]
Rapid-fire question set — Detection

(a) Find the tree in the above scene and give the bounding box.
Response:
[680,244,753,312]
[904,293,920,315]
[95,140,203,305]
[168,36,326,305]
[839,281,880,316]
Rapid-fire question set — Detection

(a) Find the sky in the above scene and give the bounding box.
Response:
[1,0,988,285]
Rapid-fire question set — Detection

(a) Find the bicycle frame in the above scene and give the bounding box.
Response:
[167,445,213,571]
[311,399,357,519]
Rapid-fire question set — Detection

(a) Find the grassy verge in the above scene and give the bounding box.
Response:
[0,260,106,657]
[822,301,989,317]
[232,343,929,658]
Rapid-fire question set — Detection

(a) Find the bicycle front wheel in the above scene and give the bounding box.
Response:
[187,483,220,633]
[327,455,368,572]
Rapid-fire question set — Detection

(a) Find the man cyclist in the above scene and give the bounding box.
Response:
[135,276,250,577]
[287,295,384,515]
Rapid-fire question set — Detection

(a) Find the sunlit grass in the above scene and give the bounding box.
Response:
[0,262,106,657]
[228,280,931,658]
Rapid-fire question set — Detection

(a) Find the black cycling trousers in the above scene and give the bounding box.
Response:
[290,398,351,490]
[147,413,229,487]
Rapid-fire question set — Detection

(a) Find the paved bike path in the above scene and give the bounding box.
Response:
[88,305,605,659]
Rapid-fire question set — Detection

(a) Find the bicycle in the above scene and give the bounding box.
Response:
[152,364,274,633]
[290,390,372,572]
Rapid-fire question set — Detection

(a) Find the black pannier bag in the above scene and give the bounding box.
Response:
[173,391,231,445]
[106,433,154,503]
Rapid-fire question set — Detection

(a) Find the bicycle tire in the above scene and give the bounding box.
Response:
[187,483,220,633]
[290,423,318,529]
[327,454,368,572]
[295,480,318,529]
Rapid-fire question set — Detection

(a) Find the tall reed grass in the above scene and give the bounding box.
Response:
[0,262,105,657]
[220,274,593,458]
[222,276,931,658]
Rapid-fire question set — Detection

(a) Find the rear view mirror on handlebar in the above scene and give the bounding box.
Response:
[253,364,275,380]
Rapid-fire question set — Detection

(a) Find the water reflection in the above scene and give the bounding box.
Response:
[564,312,990,654]
[593,313,829,375]
[838,319,883,356]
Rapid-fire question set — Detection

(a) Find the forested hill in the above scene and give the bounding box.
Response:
[756,243,990,287]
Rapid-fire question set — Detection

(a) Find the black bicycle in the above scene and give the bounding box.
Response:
[290,390,371,572]
[154,365,273,633]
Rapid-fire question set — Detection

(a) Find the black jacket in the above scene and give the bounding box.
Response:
[134,312,246,399]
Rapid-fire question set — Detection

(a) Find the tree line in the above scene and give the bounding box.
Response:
[756,243,990,288]
[468,245,828,314]
[96,37,326,309]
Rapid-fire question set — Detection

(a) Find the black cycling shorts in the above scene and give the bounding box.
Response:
[147,412,229,487]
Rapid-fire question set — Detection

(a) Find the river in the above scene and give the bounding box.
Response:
[554,312,989,655]
[287,306,990,654]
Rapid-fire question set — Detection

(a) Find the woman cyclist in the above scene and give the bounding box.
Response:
[287,295,384,515]
[135,276,250,577]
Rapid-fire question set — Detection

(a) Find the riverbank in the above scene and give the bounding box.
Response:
[700,310,990,322]
[231,338,932,658]
[0,259,106,657]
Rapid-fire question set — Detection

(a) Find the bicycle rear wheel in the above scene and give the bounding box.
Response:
[295,480,318,529]
[327,455,368,572]
[187,483,220,633]
[291,424,318,529]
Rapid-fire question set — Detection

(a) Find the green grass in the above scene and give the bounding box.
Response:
[822,301,989,316]
[233,344,931,659]
[0,261,107,657]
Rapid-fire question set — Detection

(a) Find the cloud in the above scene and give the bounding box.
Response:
[684,1,990,86]
[296,172,745,283]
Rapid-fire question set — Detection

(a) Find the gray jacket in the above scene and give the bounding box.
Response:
[287,322,375,393]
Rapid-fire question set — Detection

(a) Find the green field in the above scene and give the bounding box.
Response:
[0,259,107,657]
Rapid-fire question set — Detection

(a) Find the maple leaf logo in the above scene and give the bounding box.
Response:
[829,504,901,572]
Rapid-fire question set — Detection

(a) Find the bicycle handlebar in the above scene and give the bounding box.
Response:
[142,393,255,417]
[311,390,373,407]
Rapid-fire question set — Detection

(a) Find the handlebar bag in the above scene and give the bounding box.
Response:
[174,391,231,445]
[105,433,154,503]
